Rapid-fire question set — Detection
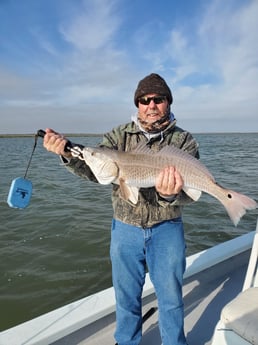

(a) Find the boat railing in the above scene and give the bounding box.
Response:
[211,219,258,345]
[242,220,258,290]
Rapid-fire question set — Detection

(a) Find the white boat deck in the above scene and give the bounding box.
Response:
[0,231,254,345]
[53,231,254,345]
[51,249,250,345]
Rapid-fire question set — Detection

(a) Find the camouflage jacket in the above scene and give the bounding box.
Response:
[65,120,199,228]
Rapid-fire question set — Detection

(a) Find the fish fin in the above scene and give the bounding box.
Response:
[132,142,182,156]
[183,187,202,201]
[218,189,257,227]
[131,143,153,154]
[95,174,116,185]
[119,178,139,204]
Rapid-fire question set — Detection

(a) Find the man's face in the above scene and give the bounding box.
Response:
[138,93,169,124]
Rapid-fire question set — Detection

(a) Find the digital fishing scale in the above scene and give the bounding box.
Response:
[7,129,80,209]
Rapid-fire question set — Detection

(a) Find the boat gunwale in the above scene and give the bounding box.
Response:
[0,231,255,345]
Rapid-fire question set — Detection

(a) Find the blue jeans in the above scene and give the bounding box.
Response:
[110,218,187,345]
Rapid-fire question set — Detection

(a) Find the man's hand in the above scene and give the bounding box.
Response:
[155,166,183,198]
[43,128,72,158]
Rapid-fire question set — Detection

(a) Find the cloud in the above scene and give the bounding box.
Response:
[59,0,121,51]
[160,0,258,127]
[0,0,257,134]
[198,0,258,80]
[0,0,135,108]
[40,0,137,106]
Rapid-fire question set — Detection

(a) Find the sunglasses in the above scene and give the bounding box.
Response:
[138,96,166,105]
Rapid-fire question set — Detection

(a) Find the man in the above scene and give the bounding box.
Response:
[43,73,199,345]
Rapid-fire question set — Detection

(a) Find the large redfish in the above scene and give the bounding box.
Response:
[82,144,257,226]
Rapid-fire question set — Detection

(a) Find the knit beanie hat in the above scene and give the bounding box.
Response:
[134,73,173,107]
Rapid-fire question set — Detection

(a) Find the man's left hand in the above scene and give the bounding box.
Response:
[155,166,183,198]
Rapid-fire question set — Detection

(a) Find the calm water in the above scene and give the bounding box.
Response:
[0,133,257,331]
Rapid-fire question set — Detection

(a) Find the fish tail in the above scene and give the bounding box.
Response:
[220,189,257,226]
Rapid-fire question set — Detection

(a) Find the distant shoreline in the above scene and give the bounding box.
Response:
[0,133,102,138]
[0,132,256,138]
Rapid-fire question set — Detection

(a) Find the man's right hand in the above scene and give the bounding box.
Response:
[43,128,72,159]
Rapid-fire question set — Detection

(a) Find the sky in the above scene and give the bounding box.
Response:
[0,0,257,134]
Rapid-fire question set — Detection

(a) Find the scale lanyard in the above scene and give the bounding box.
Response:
[7,129,83,209]
[24,133,40,179]
[7,132,41,209]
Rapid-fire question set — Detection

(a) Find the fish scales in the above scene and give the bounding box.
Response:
[82,144,257,226]
[114,148,214,191]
